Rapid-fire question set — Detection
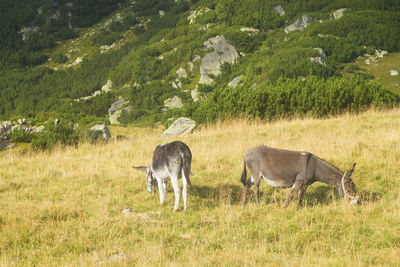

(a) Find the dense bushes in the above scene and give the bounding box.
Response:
[31,122,82,151]
[185,76,400,123]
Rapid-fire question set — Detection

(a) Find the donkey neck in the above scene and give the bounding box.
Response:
[313,157,344,187]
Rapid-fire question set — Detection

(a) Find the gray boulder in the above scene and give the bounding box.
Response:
[228,75,243,88]
[285,15,312,33]
[199,35,239,84]
[88,123,111,142]
[191,87,200,102]
[309,48,327,65]
[274,5,285,16]
[164,96,184,109]
[332,8,347,20]
[31,125,45,133]
[108,99,131,125]
[176,67,187,79]
[161,117,196,137]
[108,99,130,116]
[3,121,13,127]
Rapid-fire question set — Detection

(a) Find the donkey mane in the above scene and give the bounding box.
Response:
[312,154,343,174]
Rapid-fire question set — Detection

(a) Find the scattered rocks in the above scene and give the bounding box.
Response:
[285,15,312,33]
[88,123,111,143]
[274,5,285,16]
[364,49,388,65]
[199,35,239,84]
[161,117,196,137]
[164,96,184,110]
[332,8,347,20]
[390,70,398,76]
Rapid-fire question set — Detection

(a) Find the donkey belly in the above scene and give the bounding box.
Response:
[260,172,293,188]
[152,167,171,181]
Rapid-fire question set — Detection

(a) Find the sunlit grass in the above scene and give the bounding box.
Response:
[1,109,400,265]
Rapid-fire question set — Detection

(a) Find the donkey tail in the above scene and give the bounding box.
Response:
[182,153,192,186]
[240,160,247,185]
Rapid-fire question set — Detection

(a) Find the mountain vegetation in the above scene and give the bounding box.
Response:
[1,0,400,128]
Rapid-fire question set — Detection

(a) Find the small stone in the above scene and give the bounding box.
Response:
[390,70,398,76]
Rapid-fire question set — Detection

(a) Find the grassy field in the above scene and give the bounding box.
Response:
[1,109,400,266]
[356,52,400,92]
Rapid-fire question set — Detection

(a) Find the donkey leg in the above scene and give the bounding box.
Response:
[297,184,308,210]
[241,176,254,205]
[157,178,166,206]
[283,183,301,208]
[170,175,181,212]
[182,170,188,213]
[253,178,261,204]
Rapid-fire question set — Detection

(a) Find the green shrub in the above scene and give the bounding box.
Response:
[8,127,34,143]
[31,121,82,151]
[185,75,400,123]
[91,30,123,46]
[51,53,68,64]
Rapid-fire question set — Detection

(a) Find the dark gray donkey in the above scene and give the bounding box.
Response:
[241,146,360,208]
[133,141,192,212]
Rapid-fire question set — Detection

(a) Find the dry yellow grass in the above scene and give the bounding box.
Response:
[1,109,400,266]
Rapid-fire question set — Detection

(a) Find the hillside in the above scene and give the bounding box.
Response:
[1,109,400,265]
[1,0,400,129]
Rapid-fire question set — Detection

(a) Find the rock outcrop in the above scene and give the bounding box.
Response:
[176,67,187,79]
[285,15,312,33]
[161,117,196,137]
[164,96,184,110]
[88,123,111,142]
[199,35,239,85]
[309,48,327,65]
[332,8,347,20]
[191,87,200,102]
[228,75,243,88]
[75,80,113,101]
[108,98,131,125]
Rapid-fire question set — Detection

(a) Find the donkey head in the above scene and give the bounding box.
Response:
[132,166,157,193]
[341,163,361,205]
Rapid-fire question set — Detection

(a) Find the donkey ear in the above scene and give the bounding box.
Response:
[132,166,150,172]
[347,162,356,177]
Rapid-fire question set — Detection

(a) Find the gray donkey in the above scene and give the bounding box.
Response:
[133,141,192,212]
[241,146,360,208]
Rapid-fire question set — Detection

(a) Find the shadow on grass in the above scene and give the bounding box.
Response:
[189,184,243,207]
